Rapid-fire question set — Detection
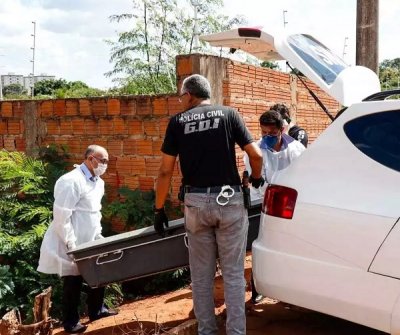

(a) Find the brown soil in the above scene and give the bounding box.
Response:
[53,256,385,335]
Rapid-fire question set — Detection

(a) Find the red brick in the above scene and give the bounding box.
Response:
[66,100,79,116]
[1,102,13,117]
[85,119,98,135]
[136,139,153,155]
[79,99,91,116]
[98,119,114,135]
[176,56,193,76]
[39,101,53,117]
[0,120,7,135]
[59,120,72,134]
[15,138,25,151]
[107,139,123,155]
[71,118,85,135]
[3,137,15,150]
[127,120,143,135]
[66,139,81,154]
[107,99,120,116]
[152,139,163,155]
[143,120,159,137]
[13,102,24,118]
[0,102,12,117]
[122,176,139,190]
[145,157,161,177]
[92,99,107,117]
[46,120,60,135]
[152,98,168,115]
[114,118,128,135]
[123,139,136,155]
[8,120,21,134]
[139,176,155,191]
[136,97,152,115]
[54,100,66,116]
[120,99,136,116]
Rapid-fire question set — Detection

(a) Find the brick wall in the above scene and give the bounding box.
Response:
[0,54,339,229]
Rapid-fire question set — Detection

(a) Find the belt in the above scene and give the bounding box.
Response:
[185,185,242,193]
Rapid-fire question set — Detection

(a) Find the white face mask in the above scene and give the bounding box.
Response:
[93,163,107,176]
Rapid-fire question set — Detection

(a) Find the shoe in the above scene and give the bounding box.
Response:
[89,309,118,322]
[251,294,265,304]
[64,322,87,333]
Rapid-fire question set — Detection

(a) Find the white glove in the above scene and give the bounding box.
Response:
[95,234,104,240]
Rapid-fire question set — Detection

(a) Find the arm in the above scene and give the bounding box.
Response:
[155,153,177,209]
[243,142,262,179]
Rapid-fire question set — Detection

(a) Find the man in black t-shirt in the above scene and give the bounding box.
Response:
[271,103,309,147]
[154,74,263,335]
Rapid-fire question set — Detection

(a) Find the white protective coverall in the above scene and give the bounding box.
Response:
[37,164,104,276]
[244,133,305,200]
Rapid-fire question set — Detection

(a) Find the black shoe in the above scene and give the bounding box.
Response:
[251,294,265,304]
[64,322,87,333]
[89,309,118,322]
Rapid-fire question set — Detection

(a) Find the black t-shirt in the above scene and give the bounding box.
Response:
[162,105,253,187]
[289,125,308,147]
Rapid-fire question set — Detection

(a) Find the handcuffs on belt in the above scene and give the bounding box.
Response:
[216,185,235,206]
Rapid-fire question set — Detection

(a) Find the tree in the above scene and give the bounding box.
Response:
[379,58,400,90]
[34,79,70,96]
[106,0,246,94]
[34,79,104,98]
[2,84,27,97]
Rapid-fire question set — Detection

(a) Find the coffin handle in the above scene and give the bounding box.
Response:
[184,233,189,248]
[96,250,124,265]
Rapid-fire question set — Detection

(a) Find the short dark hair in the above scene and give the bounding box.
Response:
[259,110,284,129]
[270,103,291,123]
[181,74,211,99]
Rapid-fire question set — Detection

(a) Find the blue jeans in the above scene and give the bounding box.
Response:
[184,191,248,335]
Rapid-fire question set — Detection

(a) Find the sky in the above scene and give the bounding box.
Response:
[0,0,398,89]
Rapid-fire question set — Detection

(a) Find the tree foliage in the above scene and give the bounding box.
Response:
[34,79,105,98]
[379,58,400,91]
[2,83,27,97]
[0,146,69,320]
[106,0,246,94]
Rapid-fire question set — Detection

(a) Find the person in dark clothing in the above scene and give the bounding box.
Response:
[270,103,309,147]
[154,74,263,335]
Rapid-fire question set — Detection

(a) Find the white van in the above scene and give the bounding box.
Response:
[202,28,400,334]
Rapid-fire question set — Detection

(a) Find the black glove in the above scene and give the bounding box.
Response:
[249,175,265,189]
[154,206,169,237]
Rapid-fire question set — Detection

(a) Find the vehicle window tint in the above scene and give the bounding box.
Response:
[287,34,347,85]
[344,111,400,172]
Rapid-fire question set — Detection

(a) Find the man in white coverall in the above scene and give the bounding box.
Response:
[244,109,305,303]
[38,145,117,334]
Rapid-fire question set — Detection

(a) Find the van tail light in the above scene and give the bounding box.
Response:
[262,184,298,219]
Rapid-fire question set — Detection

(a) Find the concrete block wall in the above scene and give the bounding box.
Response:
[0,54,339,231]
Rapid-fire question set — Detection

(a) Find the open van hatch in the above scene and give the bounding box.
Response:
[201,28,381,106]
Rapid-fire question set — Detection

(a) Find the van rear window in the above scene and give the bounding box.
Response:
[344,111,400,172]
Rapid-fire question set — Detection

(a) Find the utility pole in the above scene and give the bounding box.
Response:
[190,0,200,53]
[342,37,349,60]
[356,0,379,74]
[30,21,36,98]
[283,10,288,28]
[0,55,4,100]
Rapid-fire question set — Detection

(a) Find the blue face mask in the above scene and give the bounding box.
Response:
[262,135,279,150]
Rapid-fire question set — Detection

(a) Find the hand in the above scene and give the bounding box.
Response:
[95,234,104,240]
[154,206,169,237]
[249,175,265,189]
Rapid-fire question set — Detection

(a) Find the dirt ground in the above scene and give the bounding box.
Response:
[53,256,386,335]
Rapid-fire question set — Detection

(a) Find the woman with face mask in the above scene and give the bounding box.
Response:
[38,144,117,333]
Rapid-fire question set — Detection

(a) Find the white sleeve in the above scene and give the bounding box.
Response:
[52,177,81,246]
[243,152,252,175]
